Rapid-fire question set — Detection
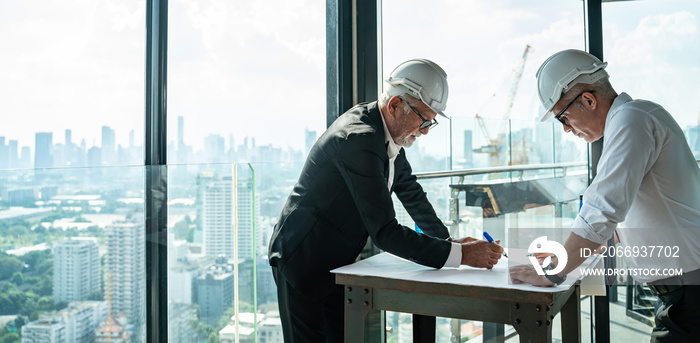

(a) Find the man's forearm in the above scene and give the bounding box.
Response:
[557,232,604,277]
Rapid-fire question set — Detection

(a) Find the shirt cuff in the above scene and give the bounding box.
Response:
[572,214,612,245]
[442,242,462,268]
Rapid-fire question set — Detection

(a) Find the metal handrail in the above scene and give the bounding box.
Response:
[414,162,587,180]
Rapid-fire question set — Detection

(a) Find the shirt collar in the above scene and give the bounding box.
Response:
[379,106,401,159]
[606,92,633,126]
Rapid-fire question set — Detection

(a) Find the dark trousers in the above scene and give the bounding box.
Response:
[272,266,345,343]
[650,285,700,342]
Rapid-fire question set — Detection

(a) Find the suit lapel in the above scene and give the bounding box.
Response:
[366,103,392,188]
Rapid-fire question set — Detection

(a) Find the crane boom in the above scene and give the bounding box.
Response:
[504,45,531,120]
[474,45,532,166]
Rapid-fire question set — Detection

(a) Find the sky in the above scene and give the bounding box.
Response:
[1,0,699,155]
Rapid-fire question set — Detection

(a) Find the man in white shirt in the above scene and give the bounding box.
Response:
[509,49,700,343]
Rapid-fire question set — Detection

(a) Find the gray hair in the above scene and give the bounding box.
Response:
[379,92,420,115]
[561,78,617,109]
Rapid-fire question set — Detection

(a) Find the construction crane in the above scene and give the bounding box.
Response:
[474,45,531,167]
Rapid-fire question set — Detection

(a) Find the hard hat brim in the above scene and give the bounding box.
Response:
[540,110,554,122]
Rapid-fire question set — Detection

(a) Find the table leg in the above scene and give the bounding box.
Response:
[450,318,461,342]
[511,302,552,343]
[345,286,373,343]
[561,286,581,343]
[484,322,505,343]
[412,314,436,343]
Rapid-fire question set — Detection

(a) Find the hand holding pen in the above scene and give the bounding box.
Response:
[483,231,508,258]
[457,235,504,269]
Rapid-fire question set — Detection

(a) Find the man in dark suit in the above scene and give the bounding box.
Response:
[268,59,504,342]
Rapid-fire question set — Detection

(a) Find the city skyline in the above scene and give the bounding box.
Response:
[0,117,314,170]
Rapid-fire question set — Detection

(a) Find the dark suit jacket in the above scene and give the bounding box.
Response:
[268,101,452,298]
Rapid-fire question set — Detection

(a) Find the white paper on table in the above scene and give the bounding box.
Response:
[332,252,600,293]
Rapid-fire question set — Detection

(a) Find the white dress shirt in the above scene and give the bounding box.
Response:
[572,93,700,282]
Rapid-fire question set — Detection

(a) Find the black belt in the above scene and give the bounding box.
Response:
[647,268,700,296]
[648,284,683,296]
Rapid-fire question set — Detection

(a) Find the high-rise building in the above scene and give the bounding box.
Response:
[258,312,283,343]
[178,116,185,150]
[193,258,234,324]
[195,170,217,240]
[202,175,261,261]
[53,143,65,168]
[64,129,76,167]
[35,132,53,168]
[0,137,7,169]
[203,177,233,258]
[177,116,188,164]
[104,222,145,337]
[87,147,102,167]
[304,128,317,157]
[166,232,203,305]
[21,318,66,343]
[19,146,31,168]
[53,239,101,303]
[463,129,473,167]
[7,139,18,169]
[23,301,107,343]
[101,126,116,165]
[236,175,261,261]
[204,134,225,163]
[168,302,197,343]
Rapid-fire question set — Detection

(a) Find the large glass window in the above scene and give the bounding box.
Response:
[167,0,326,165]
[0,2,146,343]
[383,0,588,173]
[382,1,588,342]
[0,1,145,169]
[167,1,325,341]
[603,0,700,159]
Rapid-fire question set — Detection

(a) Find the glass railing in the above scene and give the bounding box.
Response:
[165,161,299,343]
[4,121,690,342]
[389,161,589,342]
[0,162,294,343]
[0,115,590,343]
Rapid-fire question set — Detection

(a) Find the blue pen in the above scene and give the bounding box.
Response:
[483,231,508,258]
[579,195,583,213]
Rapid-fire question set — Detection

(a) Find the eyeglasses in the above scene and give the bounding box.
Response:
[402,98,438,130]
[554,90,595,126]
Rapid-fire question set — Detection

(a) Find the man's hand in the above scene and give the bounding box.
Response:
[509,264,555,287]
[533,253,558,270]
[460,240,503,269]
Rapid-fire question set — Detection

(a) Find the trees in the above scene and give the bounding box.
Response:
[0,333,20,343]
[0,255,23,280]
[10,272,23,286]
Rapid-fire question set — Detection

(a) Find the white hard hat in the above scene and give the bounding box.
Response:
[385,59,449,118]
[536,49,608,122]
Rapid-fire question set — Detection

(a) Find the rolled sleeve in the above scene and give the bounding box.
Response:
[572,214,612,245]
